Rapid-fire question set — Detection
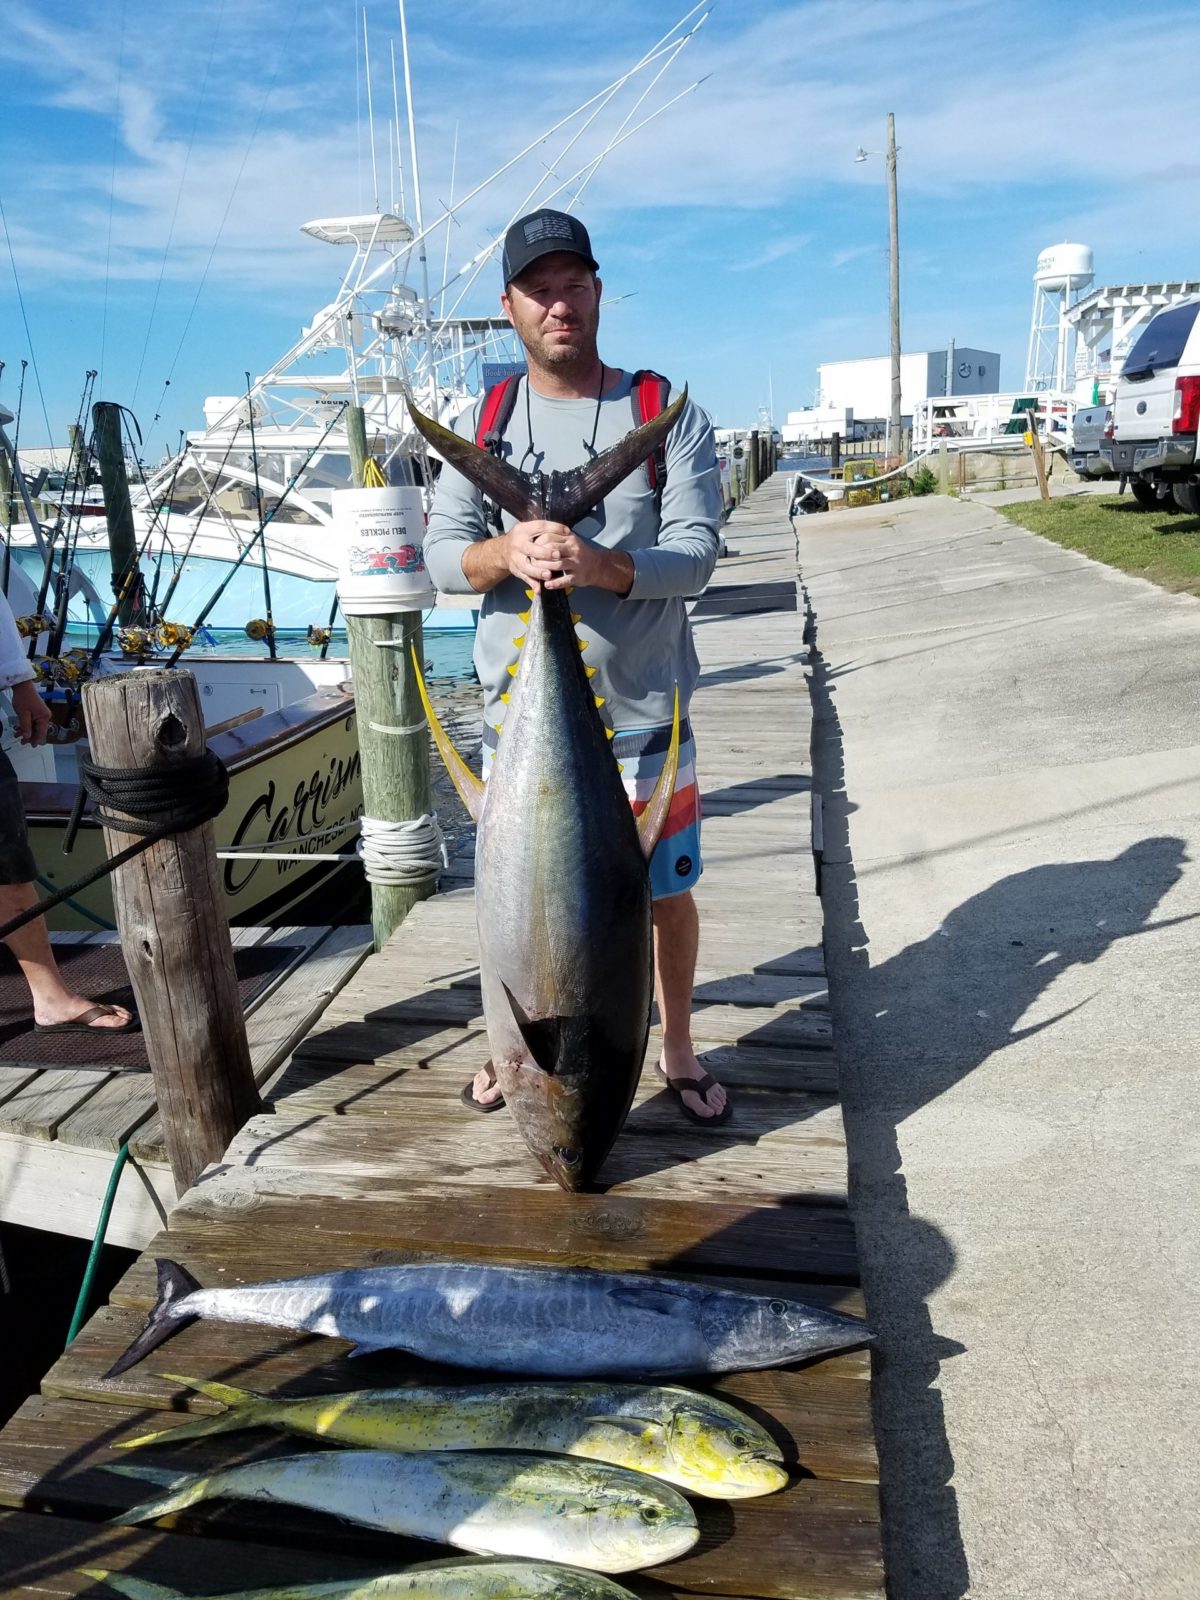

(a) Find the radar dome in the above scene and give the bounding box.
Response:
[1034,244,1094,293]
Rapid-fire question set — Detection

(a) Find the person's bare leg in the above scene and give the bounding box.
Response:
[653,889,727,1118]
[0,882,132,1028]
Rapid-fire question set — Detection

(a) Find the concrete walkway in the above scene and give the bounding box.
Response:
[798,493,1200,1599]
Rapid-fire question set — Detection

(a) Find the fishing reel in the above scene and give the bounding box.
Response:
[15,613,54,639]
[155,622,194,651]
[306,625,332,648]
[117,627,155,656]
[245,618,275,642]
[30,655,85,688]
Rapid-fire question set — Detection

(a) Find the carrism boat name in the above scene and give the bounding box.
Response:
[225,748,362,894]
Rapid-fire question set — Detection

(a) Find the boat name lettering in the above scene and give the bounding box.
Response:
[224,750,363,895]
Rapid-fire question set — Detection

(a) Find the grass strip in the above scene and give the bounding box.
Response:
[996,493,1200,595]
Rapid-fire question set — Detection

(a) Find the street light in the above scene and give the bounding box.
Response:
[855,114,902,461]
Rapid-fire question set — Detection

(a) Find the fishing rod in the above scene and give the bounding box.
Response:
[166,401,347,668]
[244,370,276,660]
[1,359,27,593]
[27,371,96,653]
[145,431,188,617]
[155,424,244,621]
[47,382,107,658]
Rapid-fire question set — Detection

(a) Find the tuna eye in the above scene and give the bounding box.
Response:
[640,1506,662,1523]
[769,1299,787,1315]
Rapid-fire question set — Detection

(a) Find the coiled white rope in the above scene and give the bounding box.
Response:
[357,812,447,884]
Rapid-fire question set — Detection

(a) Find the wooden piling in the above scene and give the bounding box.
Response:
[342,404,435,951]
[81,669,261,1194]
[748,430,760,493]
[92,402,142,625]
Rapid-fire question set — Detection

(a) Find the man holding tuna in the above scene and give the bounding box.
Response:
[424,208,729,1126]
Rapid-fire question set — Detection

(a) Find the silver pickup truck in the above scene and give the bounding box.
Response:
[1068,403,1114,480]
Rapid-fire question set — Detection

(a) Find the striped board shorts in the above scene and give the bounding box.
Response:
[479,718,701,901]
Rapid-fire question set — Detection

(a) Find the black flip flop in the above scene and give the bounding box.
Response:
[34,1003,139,1035]
[460,1074,506,1114]
[656,1065,732,1127]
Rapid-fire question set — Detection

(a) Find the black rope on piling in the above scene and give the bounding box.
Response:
[0,751,228,944]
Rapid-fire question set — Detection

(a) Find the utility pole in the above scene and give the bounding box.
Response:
[886,112,902,462]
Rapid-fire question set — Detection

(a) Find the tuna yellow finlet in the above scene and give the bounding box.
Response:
[594,695,606,708]
[507,662,519,677]
[578,639,590,652]
[519,609,531,624]
[524,587,535,600]
[500,692,510,704]
[571,612,582,624]
[513,634,526,649]
[606,727,616,740]
[585,665,597,678]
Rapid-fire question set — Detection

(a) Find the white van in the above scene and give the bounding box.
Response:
[1109,298,1200,512]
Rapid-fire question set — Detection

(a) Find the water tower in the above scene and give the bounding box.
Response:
[1025,243,1094,391]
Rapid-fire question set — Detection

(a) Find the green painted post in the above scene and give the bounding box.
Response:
[92,402,142,625]
[342,404,435,950]
[747,431,760,494]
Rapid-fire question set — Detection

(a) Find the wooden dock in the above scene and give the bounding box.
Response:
[0,476,885,1599]
[0,924,372,1248]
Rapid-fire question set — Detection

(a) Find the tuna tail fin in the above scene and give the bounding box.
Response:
[116,1373,267,1450]
[636,687,682,861]
[406,396,541,522]
[105,1463,213,1526]
[77,1573,182,1600]
[410,644,485,823]
[103,1260,201,1380]
[548,388,688,528]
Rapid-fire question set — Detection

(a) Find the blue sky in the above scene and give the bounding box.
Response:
[3,0,1200,451]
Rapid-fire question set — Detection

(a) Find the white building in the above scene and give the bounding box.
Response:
[816,348,1000,432]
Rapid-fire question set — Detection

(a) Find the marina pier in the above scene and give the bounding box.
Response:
[0,475,887,1598]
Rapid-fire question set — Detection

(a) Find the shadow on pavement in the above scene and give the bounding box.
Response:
[806,596,1187,1600]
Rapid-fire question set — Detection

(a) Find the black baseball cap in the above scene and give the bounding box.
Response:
[502,209,599,285]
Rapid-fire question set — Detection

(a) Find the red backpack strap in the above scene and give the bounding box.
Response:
[474,375,522,531]
[630,368,672,510]
[476,374,522,452]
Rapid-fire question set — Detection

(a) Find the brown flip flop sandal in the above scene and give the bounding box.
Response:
[460,1063,506,1114]
[34,1003,139,1035]
[656,1065,732,1126]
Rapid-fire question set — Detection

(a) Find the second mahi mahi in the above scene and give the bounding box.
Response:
[117,1375,787,1499]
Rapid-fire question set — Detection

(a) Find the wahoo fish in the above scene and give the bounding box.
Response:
[105,1258,871,1380]
[107,1450,699,1573]
[78,1562,642,1600]
[117,1374,787,1499]
[406,393,688,1191]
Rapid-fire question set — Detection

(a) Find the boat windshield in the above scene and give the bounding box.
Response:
[151,464,320,525]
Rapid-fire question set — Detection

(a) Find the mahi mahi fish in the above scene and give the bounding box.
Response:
[406,392,688,1191]
[104,1258,871,1380]
[77,1561,643,1600]
[106,1450,698,1573]
[116,1373,787,1499]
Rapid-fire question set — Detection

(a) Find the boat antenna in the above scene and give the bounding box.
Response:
[144,433,188,617]
[244,370,276,660]
[363,8,381,213]
[169,402,347,669]
[398,0,433,386]
[28,369,97,649]
[390,41,407,220]
[440,121,459,318]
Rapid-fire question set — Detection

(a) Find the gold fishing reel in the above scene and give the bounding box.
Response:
[15,613,54,638]
[155,621,194,650]
[117,627,154,656]
[306,625,332,648]
[245,618,275,642]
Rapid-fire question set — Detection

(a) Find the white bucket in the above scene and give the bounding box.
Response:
[332,485,436,615]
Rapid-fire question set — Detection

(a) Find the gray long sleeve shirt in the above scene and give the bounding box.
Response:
[423,370,722,734]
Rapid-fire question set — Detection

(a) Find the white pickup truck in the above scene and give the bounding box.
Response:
[1109,298,1200,512]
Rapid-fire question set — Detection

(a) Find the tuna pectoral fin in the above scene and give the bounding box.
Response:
[636,688,681,861]
[103,1260,200,1380]
[410,644,485,823]
[503,984,562,1074]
